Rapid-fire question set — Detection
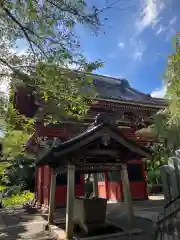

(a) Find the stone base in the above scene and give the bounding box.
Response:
[47,220,143,240]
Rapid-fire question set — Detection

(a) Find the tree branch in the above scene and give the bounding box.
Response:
[46,0,99,26]
[0,57,33,87]
[2,7,36,62]
[0,57,15,72]
[97,0,128,14]
[3,7,48,59]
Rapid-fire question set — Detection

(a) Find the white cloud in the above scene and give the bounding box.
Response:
[118,42,125,49]
[133,51,143,61]
[151,85,166,98]
[169,16,177,25]
[155,16,177,36]
[164,16,177,40]
[132,40,146,61]
[136,0,165,33]
[156,25,166,35]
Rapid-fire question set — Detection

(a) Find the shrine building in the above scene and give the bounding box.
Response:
[13,71,166,207]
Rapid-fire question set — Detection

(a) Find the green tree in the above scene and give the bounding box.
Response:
[0,130,33,188]
[0,0,127,131]
[165,33,180,124]
[0,130,30,161]
[0,0,126,190]
[136,108,180,170]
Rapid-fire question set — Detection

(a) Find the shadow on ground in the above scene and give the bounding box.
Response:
[0,208,55,240]
[0,198,164,240]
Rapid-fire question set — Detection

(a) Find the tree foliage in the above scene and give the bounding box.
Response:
[165,33,180,124]
[0,0,128,132]
[1,130,30,160]
[0,130,35,189]
[0,0,127,190]
[136,108,180,170]
[137,33,180,168]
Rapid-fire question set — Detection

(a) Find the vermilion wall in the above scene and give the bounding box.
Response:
[36,165,84,207]
[98,161,148,201]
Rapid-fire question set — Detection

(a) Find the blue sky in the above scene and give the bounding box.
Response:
[75,0,180,97]
[0,0,178,136]
[0,0,178,100]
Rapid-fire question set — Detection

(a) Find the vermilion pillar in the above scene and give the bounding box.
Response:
[142,162,148,199]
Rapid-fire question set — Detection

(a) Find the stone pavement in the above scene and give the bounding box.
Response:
[0,196,165,240]
[0,209,55,240]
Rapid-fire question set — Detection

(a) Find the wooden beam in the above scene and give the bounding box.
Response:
[53,165,121,174]
[54,166,67,174]
[48,169,57,224]
[121,164,134,229]
[85,150,119,158]
[66,164,75,239]
[76,168,120,173]
[76,162,122,167]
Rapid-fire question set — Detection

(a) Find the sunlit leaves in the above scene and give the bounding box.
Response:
[165,33,180,124]
[1,130,31,161]
[0,0,104,133]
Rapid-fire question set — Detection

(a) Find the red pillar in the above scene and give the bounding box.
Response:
[142,162,148,199]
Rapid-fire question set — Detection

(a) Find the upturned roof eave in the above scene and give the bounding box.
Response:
[94,97,167,109]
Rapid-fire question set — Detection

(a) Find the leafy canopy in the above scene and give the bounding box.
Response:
[138,34,180,169]
[1,0,126,131]
[0,0,126,162]
[165,33,180,124]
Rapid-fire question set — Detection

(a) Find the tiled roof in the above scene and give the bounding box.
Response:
[91,75,166,107]
[36,113,152,167]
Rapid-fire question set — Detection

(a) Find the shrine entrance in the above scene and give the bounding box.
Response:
[36,114,151,239]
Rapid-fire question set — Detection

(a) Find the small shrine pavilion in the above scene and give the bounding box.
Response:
[36,113,152,239]
[13,71,166,205]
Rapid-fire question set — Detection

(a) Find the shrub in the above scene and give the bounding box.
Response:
[148,170,162,184]
[3,192,34,206]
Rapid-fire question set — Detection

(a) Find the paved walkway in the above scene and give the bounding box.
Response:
[0,209,55,240]
[0,196,165,240]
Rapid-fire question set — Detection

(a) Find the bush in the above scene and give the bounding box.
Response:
[3,192,34,206]
[148,170,162,184]
[0,185,7,191]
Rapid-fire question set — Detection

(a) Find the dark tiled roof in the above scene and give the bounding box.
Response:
[36,114,152,167]
[91,75,166,107]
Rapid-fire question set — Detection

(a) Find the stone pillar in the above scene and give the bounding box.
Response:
[48,169,57,224]
[121,164,134,229]
[166,165,179,200]
[160,166,171,204]
[172,157,180,195]
[92,173,99,197]
[66,164,75,239]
